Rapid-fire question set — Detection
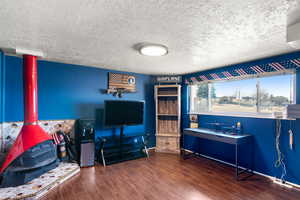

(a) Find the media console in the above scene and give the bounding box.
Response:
[97,127,150,166]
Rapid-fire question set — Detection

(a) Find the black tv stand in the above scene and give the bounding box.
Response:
[97,127,149,166]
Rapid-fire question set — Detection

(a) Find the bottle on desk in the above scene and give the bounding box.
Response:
[236,122,242,135]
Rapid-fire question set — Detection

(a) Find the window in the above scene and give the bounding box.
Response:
[211,78,257,113]
[190,73,295,117]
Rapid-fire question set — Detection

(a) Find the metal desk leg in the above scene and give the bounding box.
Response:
[235,141,255,180]
[99,139,106,167]
[101,148,106,167]
[182,134,184,158]
[181,134,187,160]
[141,136,149,158]
[182,148,186,160]
[250,139,254,174]
[235,143,238,180]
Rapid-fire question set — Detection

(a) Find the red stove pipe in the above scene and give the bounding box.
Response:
[0,55,52,173]
[23,55,38,124]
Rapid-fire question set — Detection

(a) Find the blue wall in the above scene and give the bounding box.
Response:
[3,55,156,146]
[4,50,300,184]
[0,52,2,123]
[0,51,4,123]
[182,51,300,185]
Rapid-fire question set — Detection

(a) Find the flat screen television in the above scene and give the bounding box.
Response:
[104,100,144,127]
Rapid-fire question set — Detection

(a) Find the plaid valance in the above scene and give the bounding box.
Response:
[184,52,300,84]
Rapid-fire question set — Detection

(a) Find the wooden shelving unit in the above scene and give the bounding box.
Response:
[155,85,181,154]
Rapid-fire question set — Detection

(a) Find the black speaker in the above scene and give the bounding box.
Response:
[75,119,95,167]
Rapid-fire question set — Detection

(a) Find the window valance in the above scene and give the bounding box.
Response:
[184,56,300,84]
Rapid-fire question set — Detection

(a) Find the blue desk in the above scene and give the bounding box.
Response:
[182,128,253,180]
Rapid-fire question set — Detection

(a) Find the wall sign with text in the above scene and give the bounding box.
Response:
[156,76,182,84]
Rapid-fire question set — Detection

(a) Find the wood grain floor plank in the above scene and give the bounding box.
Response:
[42,152,300,200]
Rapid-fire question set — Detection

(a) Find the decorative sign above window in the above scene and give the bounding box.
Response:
[106,72,136,98]
[156,76,182,84]
[183,52,300,85]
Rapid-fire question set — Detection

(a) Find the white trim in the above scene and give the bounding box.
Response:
[183,149,300,190]
[188,112,295,120]
[293,73,297,104]
[189,72,296,119]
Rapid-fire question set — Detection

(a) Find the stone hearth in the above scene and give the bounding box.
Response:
[0,162,80,200]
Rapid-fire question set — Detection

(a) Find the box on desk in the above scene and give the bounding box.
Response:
[190,122,198,128]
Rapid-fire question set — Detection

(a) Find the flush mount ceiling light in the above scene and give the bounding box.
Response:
[139,44,168,56]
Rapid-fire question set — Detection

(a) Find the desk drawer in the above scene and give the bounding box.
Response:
[156,136,180,154]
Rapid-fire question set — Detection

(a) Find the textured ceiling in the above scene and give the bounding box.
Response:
[0,0,299,75]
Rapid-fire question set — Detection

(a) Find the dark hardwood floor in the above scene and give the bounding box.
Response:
[42,152,300,200]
